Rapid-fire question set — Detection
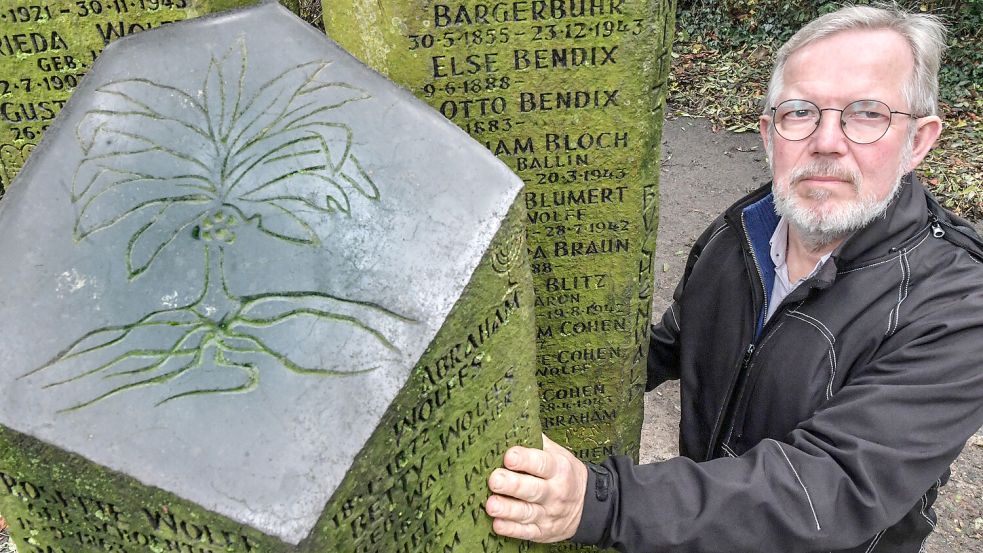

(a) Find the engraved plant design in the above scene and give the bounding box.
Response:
[23,39,414,410]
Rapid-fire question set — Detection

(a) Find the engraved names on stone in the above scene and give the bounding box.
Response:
[0,464,268,553]
[324,0,675,468]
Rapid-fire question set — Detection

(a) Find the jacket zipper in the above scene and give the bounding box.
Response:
[711,202,972,458]
[742,212,769,330]
[743,343,756,363]
[722,344,757,446]
[705,214,768,460]
[929,213,983,262]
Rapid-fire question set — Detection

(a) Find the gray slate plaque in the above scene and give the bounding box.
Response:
[0,2,543,551]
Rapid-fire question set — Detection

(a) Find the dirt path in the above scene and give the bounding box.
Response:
[640,116,983,551]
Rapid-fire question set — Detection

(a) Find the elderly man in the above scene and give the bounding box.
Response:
[485,4,983,552]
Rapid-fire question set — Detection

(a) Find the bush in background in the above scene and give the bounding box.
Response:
[676,0,980,104]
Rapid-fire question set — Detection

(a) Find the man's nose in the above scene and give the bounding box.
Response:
[810,110,850,154]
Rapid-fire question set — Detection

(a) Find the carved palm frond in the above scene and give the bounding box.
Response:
[71,38,378,275]
[26,39,417,411]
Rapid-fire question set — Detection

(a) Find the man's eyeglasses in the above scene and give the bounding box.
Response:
[769,99,917,144]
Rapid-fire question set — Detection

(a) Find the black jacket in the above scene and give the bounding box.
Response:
[574,175,983,552]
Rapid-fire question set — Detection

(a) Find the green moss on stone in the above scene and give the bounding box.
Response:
[324,0,675,463]
[0,198,544,552]
[0,425,282,552]
[0,0,281,198]
[323,4,677,551]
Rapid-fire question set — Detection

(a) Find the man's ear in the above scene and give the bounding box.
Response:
[908,116,943,170]
[759,115,772,151]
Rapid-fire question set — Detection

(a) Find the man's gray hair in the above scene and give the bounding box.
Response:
[763,3,947,117]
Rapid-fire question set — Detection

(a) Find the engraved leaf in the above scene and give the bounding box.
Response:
[73,151,215,203]
[202,38,247,143]
[214,57,378,239]
[76,81,210,153]
[71,111,217,238]
[76,102,214,169]
[71,82,217,261]
[225,123,354,194]
[227,61,368,160]
[126,200,213,278]
[230,126,378,223]
[72,42,376,260]
[232,199,320,245]
[76,192,213,244]
[72,162,216,240]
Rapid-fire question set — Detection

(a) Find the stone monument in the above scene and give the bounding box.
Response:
[323,0,675,488]
[0,0,302,199]
[0,3,543,552]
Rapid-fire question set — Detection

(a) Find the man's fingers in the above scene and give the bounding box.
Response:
[485,437,588,544]
[503,443,557,479]
[485,493,539,524]
[490,517,545,542]
[489,467,549,503]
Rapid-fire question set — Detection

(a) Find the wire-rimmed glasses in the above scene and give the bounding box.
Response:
[770,99,916,144]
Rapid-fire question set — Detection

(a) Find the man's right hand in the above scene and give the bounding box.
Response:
[484,434,589,543]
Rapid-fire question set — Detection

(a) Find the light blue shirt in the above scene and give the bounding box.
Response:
[766,217,831,323]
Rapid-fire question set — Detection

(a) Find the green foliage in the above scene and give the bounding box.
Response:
[671,0,982,220]
[937,1,983,101]
[298,0,324,30]
[675,0,837,45]
[676,1,981,103]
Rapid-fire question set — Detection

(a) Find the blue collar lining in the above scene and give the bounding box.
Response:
[742,194,780,337]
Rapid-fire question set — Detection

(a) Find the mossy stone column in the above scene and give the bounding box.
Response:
[0,3,545,551]
[0,0,301,199]
[324,0,675,500]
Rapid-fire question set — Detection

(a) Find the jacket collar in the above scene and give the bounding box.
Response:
[726,172,931,272]
[834,172,929,268]
[725,173,933,335]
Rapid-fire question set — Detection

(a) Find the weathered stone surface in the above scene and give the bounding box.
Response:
[0,0,305,198]
[323,0,674,491]
[0,3,542,551]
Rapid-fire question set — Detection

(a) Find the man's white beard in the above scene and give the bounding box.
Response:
[769,137,913,252]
